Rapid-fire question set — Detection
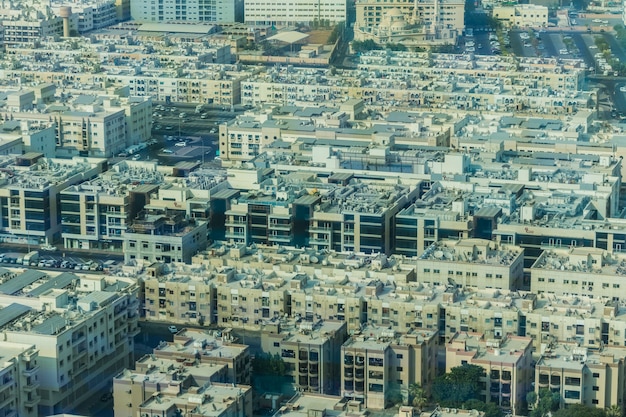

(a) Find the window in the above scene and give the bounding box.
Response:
[396,366,403,371]
[396,354,403,359]
[592,386,599,391]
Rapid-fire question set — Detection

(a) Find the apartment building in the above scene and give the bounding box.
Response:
[51,0,118,33]
[2,18,63,46]
[123,208,208,264]
[416,238,525,291]
[0,341,40,417]
[150,329,251,385]
[262,320,347,395]
[131,0,242,23]
[113,355,231,417]
[137,382,252,417]
[531,247,626,300]
[394,205,473,257]
[341,326,437,409]
[0,155,105,246]
[0,271,140,415]
[0,91,152,158]
[535,344,626,412]
[493,4,548,28]
[446,333,533,414]
[244,0,347,26]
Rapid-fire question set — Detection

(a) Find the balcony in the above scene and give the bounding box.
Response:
[22,365,39,377]
[344,370,354,379]
[24,397,38,408]
[23,380,39,392]
[502,371,512,381]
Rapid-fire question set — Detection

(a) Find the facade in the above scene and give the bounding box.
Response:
[341,326,437,409]
[0,341,40,417]
[261,320,347,395]
[446,333,533,414]
[0,271,140,415]
[0,155,105,245]
[531,247,626,300]
[51,0,118,33]
[492,4,548,28]
[535,344,626,412]
[416,238,525,291]
[244,0,347,26]
[130,0,242,22]
[123,209,208,264]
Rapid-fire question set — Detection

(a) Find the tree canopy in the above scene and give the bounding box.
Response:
[432,364,485,407]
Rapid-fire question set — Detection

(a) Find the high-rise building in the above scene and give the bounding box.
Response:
[244,0,347,26]
[130,0,243,23]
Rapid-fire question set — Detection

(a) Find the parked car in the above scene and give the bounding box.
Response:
[168,326,179,334]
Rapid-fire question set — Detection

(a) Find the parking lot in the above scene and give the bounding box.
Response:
[0,251,116,273]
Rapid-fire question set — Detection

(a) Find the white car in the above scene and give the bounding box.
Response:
[620,86,626,93]
[175,142,187,147]
[41,245,57,251]
[168,326,179,334]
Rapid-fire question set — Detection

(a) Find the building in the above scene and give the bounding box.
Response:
[446,332,533,414]
[113,354,231,417]
[123,208,208,264]
[0,341,40,417]
[492,4,548,28]
[535,343,626,413]
[51,0,118,33]
[416,238,525,291]
[130,0,242,22]
[0,270,140,415]
[0,155,105,246]
[354,0,465,46]
[531,247,626,300]
[341,326,438,409]
[244,0,346,26]
[148,328,251,385]
[262,319,347,395]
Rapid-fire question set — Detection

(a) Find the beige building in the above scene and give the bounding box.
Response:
[355,0,464,45]
[151,329,251,385]
[446,333,533,414]
[493,4,548,28]
[417,238,525,291]
[535,343,626,412]
[0,341,40,417]
[341,326,437,409]
[261,320,347,395]
[531,247,626,300]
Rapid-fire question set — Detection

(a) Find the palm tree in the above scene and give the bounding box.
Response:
[408,383,427,411]
[606,405,622,417]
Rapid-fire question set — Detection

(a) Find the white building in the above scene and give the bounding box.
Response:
[244,0,347,26]
[0,269,139,415]
[130,0,242,23]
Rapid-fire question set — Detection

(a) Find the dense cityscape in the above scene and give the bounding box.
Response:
[0,0,624,416]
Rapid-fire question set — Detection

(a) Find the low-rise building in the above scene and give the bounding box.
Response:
[0,269,139,415]
[492,4,548,28]
[535,343,626,412]
[341,326,437,409]
[446,332,533,415]
[0,341,40,417]
[417,238,525,291]
[262,319,347,395]
[152,328,251,385]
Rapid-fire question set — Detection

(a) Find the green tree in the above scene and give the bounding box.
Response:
[530,389,560,417]
[553,404,606,417]
[432,364,484,407]
[607,405,623,417]
[463,399,503,417]
[351,39,381,53]
[251,353,287,376]
[409,383,427,411]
